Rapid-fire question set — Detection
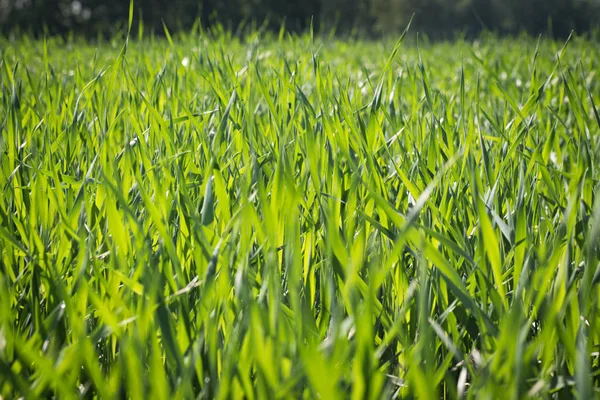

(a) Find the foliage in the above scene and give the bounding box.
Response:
[1,27,600,398]
[1,0,600,37]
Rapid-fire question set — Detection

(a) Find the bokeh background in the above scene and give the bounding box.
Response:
[1,0,599,38]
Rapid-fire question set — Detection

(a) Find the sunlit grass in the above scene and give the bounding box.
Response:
[1,26,599,398]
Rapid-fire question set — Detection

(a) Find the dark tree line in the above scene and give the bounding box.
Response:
[1,0,599,38]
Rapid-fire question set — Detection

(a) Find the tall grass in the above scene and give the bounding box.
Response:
[0,27,599,398]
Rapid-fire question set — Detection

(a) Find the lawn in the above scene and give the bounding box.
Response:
[1,25,600,398]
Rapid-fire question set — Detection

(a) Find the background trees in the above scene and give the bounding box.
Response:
[1,0,599,37]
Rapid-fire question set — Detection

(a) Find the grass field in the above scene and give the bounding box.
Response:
[1,24,600,398]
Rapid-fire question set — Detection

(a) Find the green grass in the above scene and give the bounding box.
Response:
[1,26,600,398]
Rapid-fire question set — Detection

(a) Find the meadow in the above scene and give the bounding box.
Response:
[1,23,600,398]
